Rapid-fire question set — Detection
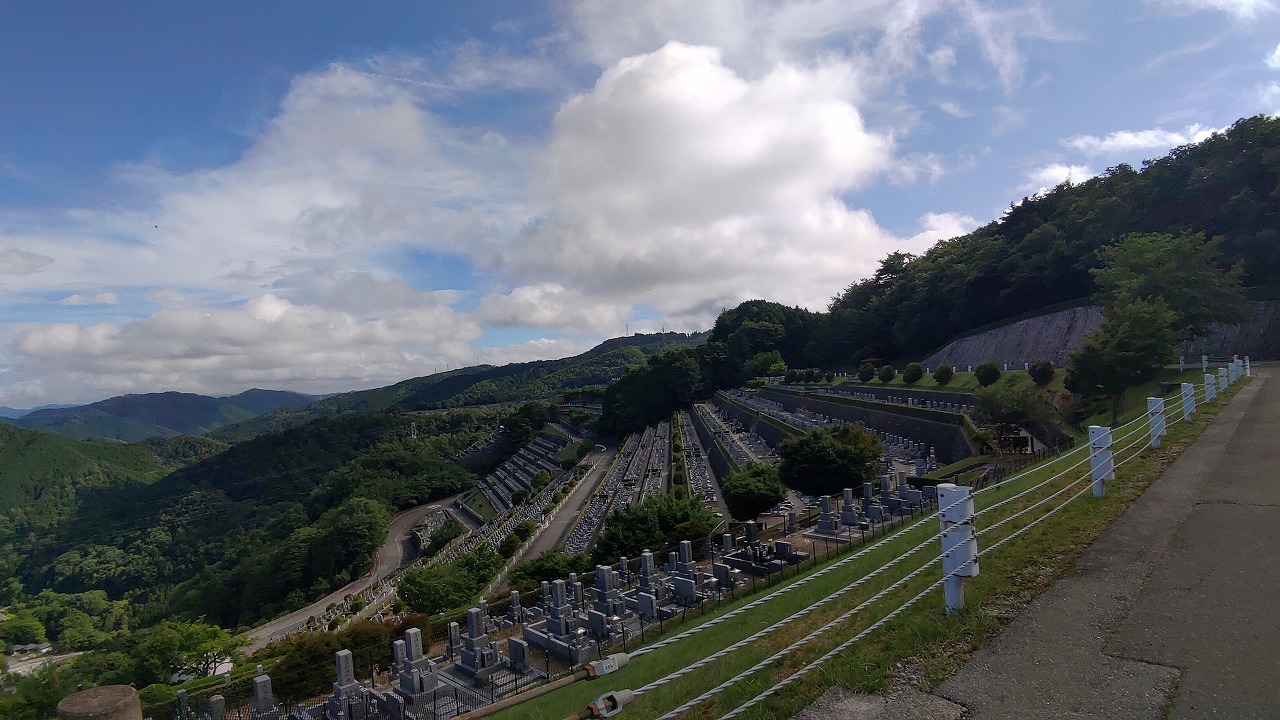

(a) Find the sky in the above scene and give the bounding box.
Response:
[2,0,1279,406]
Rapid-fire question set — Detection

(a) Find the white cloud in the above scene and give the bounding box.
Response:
[8,294,484,403]
[1146,0,1276,18]
[1261,80,1280,112]
[483,42,910,329]
[1063,124,1222,156]
[58,292,118,306]
[1018,163,1096,196]
[908,212,981,245]
[1268,42,1280,69]
[475,283,629,333]
[0,248,53,277]
[937,100,972,118]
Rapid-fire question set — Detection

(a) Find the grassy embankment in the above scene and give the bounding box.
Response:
[495,372,1250,720]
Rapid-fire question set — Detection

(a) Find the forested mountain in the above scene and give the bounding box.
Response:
[811,115,1280,363]
[212,331,704,442]
[14,389,316,441]
[602,115,1280,434]
[11,406,516,629]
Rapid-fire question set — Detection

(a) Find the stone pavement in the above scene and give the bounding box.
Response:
[935,367,1277,719]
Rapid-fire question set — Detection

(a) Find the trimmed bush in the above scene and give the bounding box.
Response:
[902,362,924,384]
[975,362,1002,387]
[877,364,896,383]
[858,362,876,382]
[933,365,954,385]
[1030,360,1056,386]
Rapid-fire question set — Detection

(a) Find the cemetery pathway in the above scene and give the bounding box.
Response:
[936,367,1278,719]
[243,495,462,653]
[516,446,617,564]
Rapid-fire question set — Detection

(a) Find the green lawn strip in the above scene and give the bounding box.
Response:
[496,423,1124,719]
[695,377,1251,720]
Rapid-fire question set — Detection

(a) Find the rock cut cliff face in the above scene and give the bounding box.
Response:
[921,301,1280,370]
[1179,301,1280,360]
[923,305,1105,370]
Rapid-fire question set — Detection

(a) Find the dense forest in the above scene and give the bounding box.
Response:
[5,406,530,632]
[601,115,1280,435]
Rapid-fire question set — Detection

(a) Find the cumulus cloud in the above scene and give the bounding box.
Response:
[481,42,909,327]
[1018,163,1096,195]
[937,101,972,118]
[1268,42,1280,69]
[1063,124,1222,156]
[908,212,981,245]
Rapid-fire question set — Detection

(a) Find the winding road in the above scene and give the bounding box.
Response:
[244,495,473,652]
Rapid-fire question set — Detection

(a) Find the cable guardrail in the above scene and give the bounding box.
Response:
[622,370,1244,720]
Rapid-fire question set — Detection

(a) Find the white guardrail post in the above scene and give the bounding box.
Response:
[1088,426,1114,498]
[1146,397,1166,449]
[937,483,978,614]
[1246,356,1252,377]
[1218,367,1229,394]
[1182,382,1196,419]
[1205,373,1217,402]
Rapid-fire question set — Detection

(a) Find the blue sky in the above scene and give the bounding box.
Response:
[2,0,1279,405]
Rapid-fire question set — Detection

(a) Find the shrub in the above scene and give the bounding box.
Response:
[498,533,521,558]
[1030,360,1056,386]
[857,362,876,382]
[902,363,924,384]
[975,362,1002,387]
[877,364,896,383]
[933,365,954,385]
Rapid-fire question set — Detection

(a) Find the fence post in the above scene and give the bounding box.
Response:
[1088,426,1113,498]
[937,483,978,614]
[1182,383,1196,420]
[1218,367,1228,394]
[1147,397,1166,449]
[1246,356,1252,377]
[1205,374,1217,402]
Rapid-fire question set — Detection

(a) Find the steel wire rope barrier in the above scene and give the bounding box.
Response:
[631,412,1149,659]
[633,415,1147,691]
[715,428,1164,720]
[650,385,1216,720]
[712,374,1241,719]
[652,447,1122,720]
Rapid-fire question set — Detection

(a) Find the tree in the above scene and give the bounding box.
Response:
[933,365,954,385]
[857,363,875,382]
[0,613,46,645]
[902,363,924,384]
[778,423,882,497]
[975,362,1002,387]
[720,464,787,521]
[877,365,896,383]
[499,533,521,558]
[512,519,538,542]
[1065,295,1178,424]
[973,383,1035,438]
[744,350,787,378]
[1092,231,1247,339]
[1029,360,1055,386]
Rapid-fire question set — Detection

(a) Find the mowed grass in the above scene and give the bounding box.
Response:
[494,374,1250,720]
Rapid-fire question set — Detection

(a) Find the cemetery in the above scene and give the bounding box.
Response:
[476,433,571,513]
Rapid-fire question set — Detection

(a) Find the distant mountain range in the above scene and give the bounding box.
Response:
[0,403,76,419]
[211,331,706,442]
[10,389,316,441]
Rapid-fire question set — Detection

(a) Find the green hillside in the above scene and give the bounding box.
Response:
[212,331,703,442]
[15,389,315,441]
[15,406,518,628]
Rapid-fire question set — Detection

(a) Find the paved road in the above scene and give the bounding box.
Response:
[938,367,1277,719]
[519,447,616,562]
[245,495,462,652]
